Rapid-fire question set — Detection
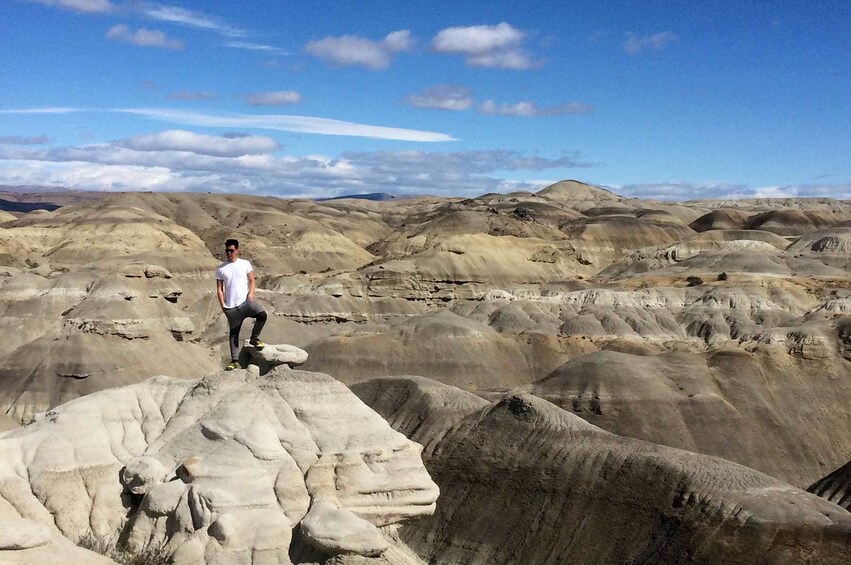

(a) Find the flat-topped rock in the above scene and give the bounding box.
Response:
[239,342,309,374]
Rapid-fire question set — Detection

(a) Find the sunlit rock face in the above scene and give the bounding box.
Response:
[0,368,438,564]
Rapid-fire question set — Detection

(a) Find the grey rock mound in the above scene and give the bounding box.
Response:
[363,383,851,564]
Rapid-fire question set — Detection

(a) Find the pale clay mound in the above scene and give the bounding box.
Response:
[0,367,438,564]
[353,376,851,565]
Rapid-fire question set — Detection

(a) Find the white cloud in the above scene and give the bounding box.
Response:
[167,90,216,101]
[623,31,679,54]
[106,24,184,50]
[0,135,49,145]
[0,108,82,115]
[401,85,473,111]
[305,30,412,70]
[478,100,593,116]
[26,0,114,13]
[140,2,246,38]
[431,23,536,69]
[0,106,456,142]
[117,108,456,142]
[0,142,588,197]
[245,91,302,106]
[433,22,523,54]
[225,41,290,56]
[611,181,851,200]
[120,130,279,157]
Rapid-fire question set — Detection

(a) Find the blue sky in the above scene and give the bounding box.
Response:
[0,0,849,199]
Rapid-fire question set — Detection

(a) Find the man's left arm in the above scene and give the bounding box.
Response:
[247,270,256,302]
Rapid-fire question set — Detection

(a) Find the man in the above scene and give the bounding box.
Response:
[216,238,267,370]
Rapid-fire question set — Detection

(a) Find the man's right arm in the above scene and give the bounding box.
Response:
[216,279,225,310]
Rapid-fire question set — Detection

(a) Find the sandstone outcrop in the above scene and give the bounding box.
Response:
[239,342,309,374]
[0,368,438,564]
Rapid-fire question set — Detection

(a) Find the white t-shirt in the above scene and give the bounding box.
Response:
[216,258,253,308]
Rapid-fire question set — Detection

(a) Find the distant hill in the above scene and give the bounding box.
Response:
[318,192,398,202]
[0,186,111,212]
[0,198,61,213]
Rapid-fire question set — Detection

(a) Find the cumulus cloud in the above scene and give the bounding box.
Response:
[305,30,412,70]
[0,135,49,145]
[26,0,113,13]
[140,2,246,38]
[0,140,588,197]
[401,85,474,111]
[245,91,302,106]
[611,181,851,201]
[341,149,589,174]
[623,31,679,54]
[167,90,216,101]
[478,100,593,116]
[119,130,279,157]
[106,24,184,50]
[431,22,537,69]
[225,41,290,56]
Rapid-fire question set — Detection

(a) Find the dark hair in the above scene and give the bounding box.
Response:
[225,238,239,249]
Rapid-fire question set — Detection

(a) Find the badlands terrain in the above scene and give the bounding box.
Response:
[1,180,850,563]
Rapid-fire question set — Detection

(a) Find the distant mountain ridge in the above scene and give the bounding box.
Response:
[318,192,399,201]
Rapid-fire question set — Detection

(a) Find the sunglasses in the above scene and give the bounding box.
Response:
[225,248,237,254]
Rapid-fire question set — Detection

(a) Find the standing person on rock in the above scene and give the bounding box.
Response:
[216,238,267,370]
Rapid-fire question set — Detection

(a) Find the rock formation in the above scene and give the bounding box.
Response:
[0,368,438,564]
[2,181,850,563]
[354,376,851,564]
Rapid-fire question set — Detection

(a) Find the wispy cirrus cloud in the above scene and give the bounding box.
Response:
[245,91,302,106]
[106,24,184,50]
[25,0,114,13]
[305,30,412,70]
[139,2,247,38]
[0,107,455,142]
[478,100,593,116]
[0,108,82,115]
[225,41,290,56]
[117,108,455,142]
[431,22,538,70]
[401,85,474,111]
[0,135,49,145]
[167,90,216,101]
[623,31,679,54]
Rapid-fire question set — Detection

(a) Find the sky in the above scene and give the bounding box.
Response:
[0,0,849,200]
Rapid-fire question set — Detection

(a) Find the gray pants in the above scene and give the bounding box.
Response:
[223,299,267,361]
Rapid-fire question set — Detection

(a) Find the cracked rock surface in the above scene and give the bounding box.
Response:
[0,367,438,564]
